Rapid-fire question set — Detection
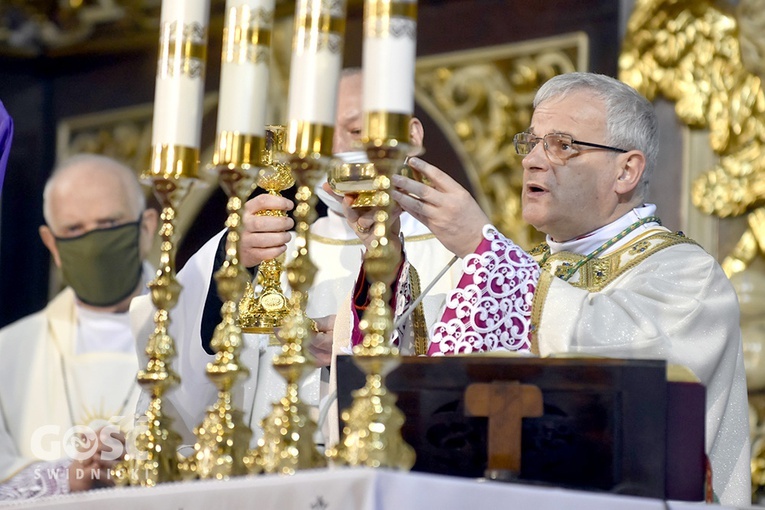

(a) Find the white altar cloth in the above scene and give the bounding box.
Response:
[0,467,752,510]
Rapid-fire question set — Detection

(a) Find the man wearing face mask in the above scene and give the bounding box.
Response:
[133,68,461,448]
[0,154,158,499]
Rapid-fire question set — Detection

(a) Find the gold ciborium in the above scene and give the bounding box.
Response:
[239,125,294,333]
[245,155,327,475]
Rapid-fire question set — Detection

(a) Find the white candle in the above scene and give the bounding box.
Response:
[152,0,211,151]
[287,0,347,128]
[362,0,417,115]
[216,0,275,138]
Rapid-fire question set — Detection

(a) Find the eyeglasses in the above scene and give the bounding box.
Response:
[513,132,628,162]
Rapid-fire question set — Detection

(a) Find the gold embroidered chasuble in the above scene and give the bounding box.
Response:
[529,230,697,355]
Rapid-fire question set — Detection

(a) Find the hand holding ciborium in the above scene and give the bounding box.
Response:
[239,125,294,334]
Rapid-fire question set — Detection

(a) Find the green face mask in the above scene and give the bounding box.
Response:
[55,221,143,307]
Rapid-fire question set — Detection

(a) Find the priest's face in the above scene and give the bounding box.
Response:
[520,91,628,242]
[333,72,363,154]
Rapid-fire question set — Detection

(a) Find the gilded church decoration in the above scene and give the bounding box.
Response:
[414,32,589,249]
[619,0,765,278]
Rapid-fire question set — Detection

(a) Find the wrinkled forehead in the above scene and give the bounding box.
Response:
[529,91,607,137]
[336,75,362,121]
[48,167,136,224]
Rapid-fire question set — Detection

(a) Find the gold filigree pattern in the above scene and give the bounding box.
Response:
[159,21,208,79]
[532,231,696,293]
[414,33,588,249]
[222,5,273,65]
[619,0,765,278]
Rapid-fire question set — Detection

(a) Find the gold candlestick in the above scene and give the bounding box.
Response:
[113,0,210,485]
[112,150,199,486]
[239,125,294,334]
[246,155,327,474]
[245,0,345,473]
[179,131,264,480]
[327,146,415,470]
[327,0,417,471]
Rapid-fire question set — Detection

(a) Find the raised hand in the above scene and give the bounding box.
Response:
[321,182,402,252]
[391,157,488,258]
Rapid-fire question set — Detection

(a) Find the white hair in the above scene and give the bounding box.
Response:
[42,154,146,226]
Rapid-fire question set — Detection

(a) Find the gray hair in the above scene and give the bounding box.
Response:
[43,154,145,226]
[533,72,658,197]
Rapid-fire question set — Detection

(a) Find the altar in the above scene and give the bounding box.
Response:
[0,468,748,510]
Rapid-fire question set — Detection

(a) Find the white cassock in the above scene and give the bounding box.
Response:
[131,208,460,447]
[0,286,142,494]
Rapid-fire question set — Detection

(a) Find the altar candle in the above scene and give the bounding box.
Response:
[286,0,347,158]
[150,0,210,179]
[214,0,275,167]
[362,0,418,146]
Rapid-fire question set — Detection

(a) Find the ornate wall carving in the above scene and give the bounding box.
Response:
[619,0,765,499]
[619,0,765,278]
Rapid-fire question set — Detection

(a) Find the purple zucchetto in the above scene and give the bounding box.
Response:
[0,100,13,194]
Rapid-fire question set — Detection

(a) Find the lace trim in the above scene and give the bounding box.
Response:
[0,459,70,500]
[428,225,539,356]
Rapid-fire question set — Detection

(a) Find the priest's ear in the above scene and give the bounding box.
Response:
[138,207,159,260]
[615,150,646,196]
[39,225,62,268]
[409,117,424,153]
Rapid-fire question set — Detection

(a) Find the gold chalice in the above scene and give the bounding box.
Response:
[328,153,425,208]
[328,159,378,208]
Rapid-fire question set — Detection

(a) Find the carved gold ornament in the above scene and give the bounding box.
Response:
[619,0,765,278]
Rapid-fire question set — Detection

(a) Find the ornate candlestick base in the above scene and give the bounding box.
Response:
[246,159,326,474]
[329,147,415,470]
[182,163,258,480]
[113,177,194,486]
[328,351,413,469]
[245,304,325,474]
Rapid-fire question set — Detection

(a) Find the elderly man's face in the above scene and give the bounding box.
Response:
[520,91,627,242]
[333,73,363,154]
[47,164,138,240]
